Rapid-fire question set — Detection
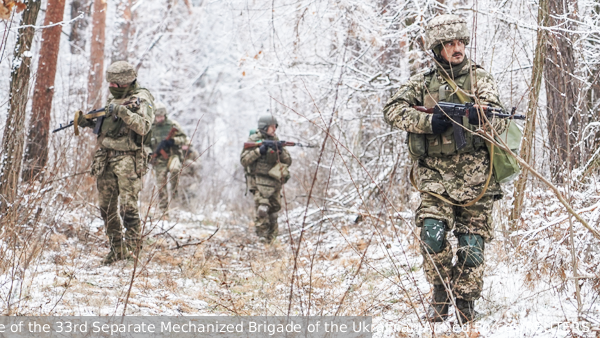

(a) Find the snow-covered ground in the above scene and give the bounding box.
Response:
[2,201,597,337]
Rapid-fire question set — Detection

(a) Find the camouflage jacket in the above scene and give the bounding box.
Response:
[240,132,292,188]
[79,83,155,152]
[150,117,189,162]
[383,60,506,202]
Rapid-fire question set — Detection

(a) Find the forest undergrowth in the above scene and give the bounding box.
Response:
[0,172,598,337]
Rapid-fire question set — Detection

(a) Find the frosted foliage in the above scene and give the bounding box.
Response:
[0,0,598,332]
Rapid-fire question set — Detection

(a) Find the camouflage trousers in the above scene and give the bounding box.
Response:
[96,155,142,251]
[153,156,181,212]
[416,192,495,301]
[252,183,281,241]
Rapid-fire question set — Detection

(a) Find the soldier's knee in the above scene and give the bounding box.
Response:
[457,234,485,267]
[421,218,446,254]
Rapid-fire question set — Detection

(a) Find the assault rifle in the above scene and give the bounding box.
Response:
[151,127,178,163]
[413,102,525,150]
[52,98,140,135]
[243,140,316,150]
[52,107,107,135]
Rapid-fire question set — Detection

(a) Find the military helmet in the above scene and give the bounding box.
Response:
[257,115,278,130]
[425,14,470,50]
[154,101,167,117]
[106,61,137,85]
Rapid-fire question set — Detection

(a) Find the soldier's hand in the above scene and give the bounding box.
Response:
[259,143,268,155]
[159,139,175,150]
[467,106,482,126]
[431,114,452,134]
[122,97,141,110]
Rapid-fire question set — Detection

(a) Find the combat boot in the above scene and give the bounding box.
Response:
[424,284,450,322]
[101,244,131,265]
[455,298,477,323]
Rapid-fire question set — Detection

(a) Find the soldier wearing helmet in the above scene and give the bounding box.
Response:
[240,114,292,243]
[383,14,508,323]
[77,61,155,265]
[150,101,189,214]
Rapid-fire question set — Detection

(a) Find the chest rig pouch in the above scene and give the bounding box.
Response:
[407,69,482,160]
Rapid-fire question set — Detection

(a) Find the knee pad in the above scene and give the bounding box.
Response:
[457,234,485,267]
[421,218,446,254]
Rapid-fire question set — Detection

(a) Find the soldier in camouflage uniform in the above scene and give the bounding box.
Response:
[240,116,292,243]
[383,15,508,322]
[178,141,202,207]
[150,102,189,214]
[78,61,155,265]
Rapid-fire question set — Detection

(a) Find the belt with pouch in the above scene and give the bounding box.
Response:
[107,150,137,158]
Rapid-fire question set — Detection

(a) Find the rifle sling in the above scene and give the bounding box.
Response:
[409,142,494,208]
[409,68,493,207]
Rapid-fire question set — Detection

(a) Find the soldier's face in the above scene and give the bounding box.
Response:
[266,124,277,136]
[440,39,465,65]
[155,115,165,124]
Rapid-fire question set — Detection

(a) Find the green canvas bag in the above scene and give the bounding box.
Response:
[485,120,522,183]
[440,69,522,184]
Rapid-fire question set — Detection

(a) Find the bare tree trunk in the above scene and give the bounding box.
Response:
[110,0,133,63]
[69,0,91,54]
[511,0,548,224]
[544,0,579,183]
[0,0,42,213]
[22,0,67,182]
[88,0,107,109]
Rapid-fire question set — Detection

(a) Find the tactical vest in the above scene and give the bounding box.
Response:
[247,134,280,177]
[407,67,485,159]
[151,118,176,148]
[100,86,153,151]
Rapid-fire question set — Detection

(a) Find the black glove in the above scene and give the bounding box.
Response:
[431,115,452,135]
[159,139,175,149]
[468,106,482,125]
[259,143,268,155]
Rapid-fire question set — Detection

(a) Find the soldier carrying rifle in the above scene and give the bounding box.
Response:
[383,14,519,323]
[76,61,155,265]
[150,102,189,216]
[240,115,293,244]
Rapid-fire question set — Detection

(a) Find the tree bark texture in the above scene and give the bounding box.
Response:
[69,0,91,54]
[544,0,579,183]
[0,0,42,212]
[511,0,548,223]
[88,0,107,109]
[110,0,133,63]
[22,0,67,182]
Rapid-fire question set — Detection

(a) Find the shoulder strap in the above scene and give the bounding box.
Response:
[418,68,494,207]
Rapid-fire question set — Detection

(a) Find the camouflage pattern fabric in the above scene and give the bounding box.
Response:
[253,183,282,241]
[240,131,292,242]
[425,14,471,50]
[106,61,136,85]
[153,156,181,212]
[178,147,202,207]
[383,58,505,302]
[151,117,189,212]
[97,155,142,253]
[78,80,154,257]
[419,193,493,301]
